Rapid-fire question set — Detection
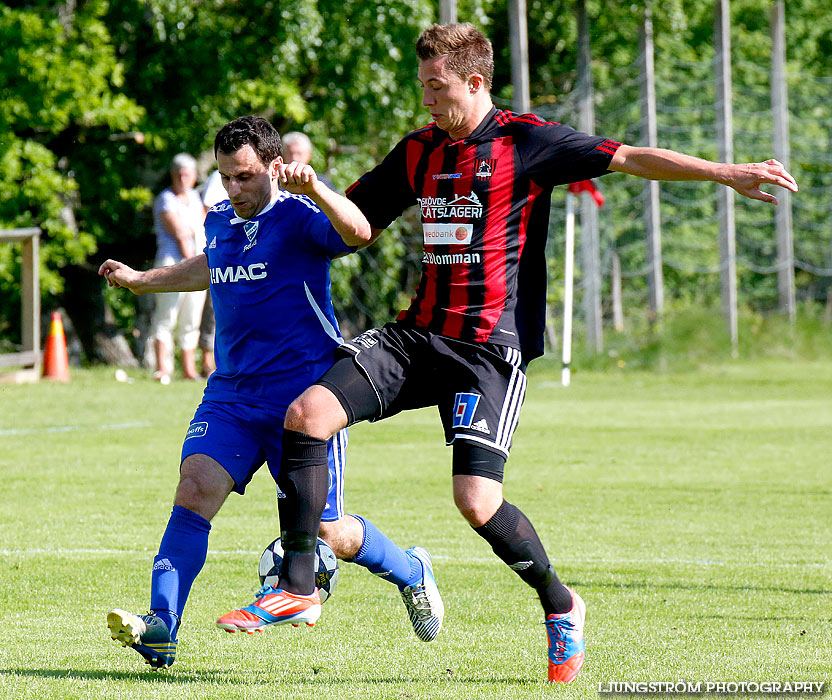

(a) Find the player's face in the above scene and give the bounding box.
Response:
[217,144,279,220]
[418,56,477,140]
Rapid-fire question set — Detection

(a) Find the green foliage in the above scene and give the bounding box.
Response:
[0,1,143,341]
[566,306,832,373]
[2,1,832,351]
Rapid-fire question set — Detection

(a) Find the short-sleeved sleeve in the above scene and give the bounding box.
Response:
[153,189,178,217]
[346,138,417,230]
[298,198,353,259]
[517,121,620,188]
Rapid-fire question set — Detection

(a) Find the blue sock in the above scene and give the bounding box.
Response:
[150,505,211,639]
[349,515,421,589]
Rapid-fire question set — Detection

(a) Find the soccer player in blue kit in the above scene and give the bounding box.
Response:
[99,116,444,669]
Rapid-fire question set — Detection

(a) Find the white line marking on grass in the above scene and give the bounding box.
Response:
[0,548,261,556]
[435,555,829,570]
[0,548,827,570]
[0,421,153,437]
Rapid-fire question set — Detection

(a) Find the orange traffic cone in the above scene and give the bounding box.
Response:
[42,311,70,382]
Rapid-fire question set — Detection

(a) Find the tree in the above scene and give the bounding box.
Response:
[3,1,831,361]
[104,0,436,333]
[0,0,143,362]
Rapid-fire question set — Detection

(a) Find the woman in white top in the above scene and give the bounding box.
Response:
[149,153,207,382]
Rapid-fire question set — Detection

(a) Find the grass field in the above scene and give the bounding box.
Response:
[1,360,830,699]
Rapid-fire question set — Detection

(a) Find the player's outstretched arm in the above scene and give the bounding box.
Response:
[99,255,210,294]
[609,145,798,205]
[278,161,374,248]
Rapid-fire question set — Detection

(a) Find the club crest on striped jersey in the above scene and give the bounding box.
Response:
[475,158,496,180]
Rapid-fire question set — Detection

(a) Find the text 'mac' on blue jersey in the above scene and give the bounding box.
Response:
[203,191,353,412]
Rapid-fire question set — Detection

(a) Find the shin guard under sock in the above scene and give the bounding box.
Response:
[474,500,573,615]
[348,514,420,589]
[277,430,329,594]
[150,505,211,637]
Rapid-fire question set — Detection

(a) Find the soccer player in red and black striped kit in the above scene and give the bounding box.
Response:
[222,23,797,683]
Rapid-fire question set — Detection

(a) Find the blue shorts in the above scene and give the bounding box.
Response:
[180,400,347,522]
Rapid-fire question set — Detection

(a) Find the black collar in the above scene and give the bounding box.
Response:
[437,105,500,146]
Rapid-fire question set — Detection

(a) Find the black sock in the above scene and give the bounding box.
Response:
[276,430,328,595]
[278,532,318,595]
[474,500,573,615]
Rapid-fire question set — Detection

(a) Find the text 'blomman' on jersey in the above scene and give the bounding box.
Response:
[422,251,482,266]
[210,263,268,284]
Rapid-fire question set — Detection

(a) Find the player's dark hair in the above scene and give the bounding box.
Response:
[214,116,282,165]
[416,23,494,92]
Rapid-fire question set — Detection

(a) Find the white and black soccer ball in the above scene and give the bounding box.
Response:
[258,536,339,603]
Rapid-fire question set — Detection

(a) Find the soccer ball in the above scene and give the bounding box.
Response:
[258,536,339,603]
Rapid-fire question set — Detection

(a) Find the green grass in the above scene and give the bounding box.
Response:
[570,307,832,371]
[1,362,830,699]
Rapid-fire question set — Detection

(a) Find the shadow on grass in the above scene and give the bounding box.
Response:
[281,676,541,686]
[0,668,227,683]
[574,579,832,596]
[694,614,832,622]
[0,667,542,687]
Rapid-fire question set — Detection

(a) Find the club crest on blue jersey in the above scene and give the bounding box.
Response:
[243,220,259,241]
[452,392,481,428]
[243,220,259,252]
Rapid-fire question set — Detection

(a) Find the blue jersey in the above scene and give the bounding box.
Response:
[202,192,351,411]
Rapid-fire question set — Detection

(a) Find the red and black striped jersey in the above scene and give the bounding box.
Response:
[346,106,620,363]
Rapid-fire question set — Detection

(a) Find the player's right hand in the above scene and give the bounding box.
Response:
[726,158,798,205]
[98,259,143,293]
[278,160,319,196]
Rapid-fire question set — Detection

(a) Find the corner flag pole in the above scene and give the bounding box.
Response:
[563,180,603,387]
[562,191,576,387]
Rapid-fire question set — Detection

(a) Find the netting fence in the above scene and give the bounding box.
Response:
[536,52,832,340]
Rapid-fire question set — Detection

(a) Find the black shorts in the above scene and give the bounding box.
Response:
[317,323,527,459]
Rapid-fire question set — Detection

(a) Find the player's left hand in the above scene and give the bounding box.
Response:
[279,161,318,196]
[727,159,798,205]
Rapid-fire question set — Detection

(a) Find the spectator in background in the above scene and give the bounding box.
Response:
[282,131,334,190]
[149,153,207,383]
[201,169,227,209]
